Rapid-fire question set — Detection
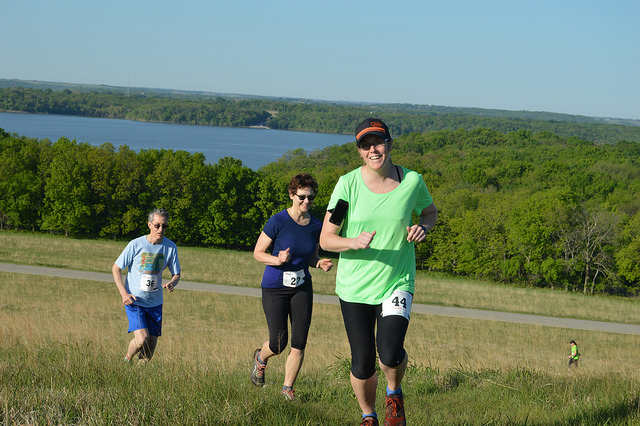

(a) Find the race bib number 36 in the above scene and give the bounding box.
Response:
[283,270,306,288]
[139,273,161,292]
[381,290,413,321]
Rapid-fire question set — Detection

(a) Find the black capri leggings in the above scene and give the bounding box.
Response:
[262,283,313,354]
[340,298,409,380]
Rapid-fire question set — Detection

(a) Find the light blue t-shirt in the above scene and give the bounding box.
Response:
[115,235,181,307]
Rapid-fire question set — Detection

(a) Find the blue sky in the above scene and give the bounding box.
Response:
[3,0,639,119]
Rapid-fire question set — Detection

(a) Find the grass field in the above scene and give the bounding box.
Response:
[2,231,640,424]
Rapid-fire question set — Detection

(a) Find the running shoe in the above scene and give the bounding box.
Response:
[383,393,406,426]
[250,349,266,386]
[281,388,295,401]
[361,416,379,426]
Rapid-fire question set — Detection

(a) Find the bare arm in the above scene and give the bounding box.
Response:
[406,202,438,242]
[319,211,376,253]
[162,272,181,292]
[308,245,334,272]
[112,263,136,305]
[253,231,291,266]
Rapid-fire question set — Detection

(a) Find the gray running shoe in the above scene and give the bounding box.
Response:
[251,349,266,386]
[281,388,295,401]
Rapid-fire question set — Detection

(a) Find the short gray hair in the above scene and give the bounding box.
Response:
[148,208,169,222]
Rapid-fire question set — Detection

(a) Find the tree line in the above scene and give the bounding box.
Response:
[0,128,290,248]
[2,124,639,296]
[3,86,640,145]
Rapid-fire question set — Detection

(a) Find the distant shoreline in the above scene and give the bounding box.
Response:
[0,110,348,135]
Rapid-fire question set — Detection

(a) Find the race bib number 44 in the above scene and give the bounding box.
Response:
[283,270,306,288]
[381,290,413,321]
[139,273,161,292]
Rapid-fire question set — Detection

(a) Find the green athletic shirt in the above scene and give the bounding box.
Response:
[328,166,433,305]
[571,345,579,360]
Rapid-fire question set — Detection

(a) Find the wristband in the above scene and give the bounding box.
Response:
[419,225,427,234]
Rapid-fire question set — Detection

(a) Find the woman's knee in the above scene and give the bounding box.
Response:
[268,334,289,354]
[378,348,407,369]
[289,348,305,358]
[376,315,409,368]
[351,351,377,379]
[290,333,309,351]
[351,363,377,380]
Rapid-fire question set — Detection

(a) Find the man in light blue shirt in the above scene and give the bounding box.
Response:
[112,208,181,363]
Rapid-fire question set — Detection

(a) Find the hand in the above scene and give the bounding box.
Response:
[407,225,427,242]
[278,247,291,265]
[317,258,333,272]
[122,293,137,305]
[351,231,376,250]
[163,281,177,292]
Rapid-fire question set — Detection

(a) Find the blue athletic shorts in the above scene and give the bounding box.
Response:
[125,304,163,336]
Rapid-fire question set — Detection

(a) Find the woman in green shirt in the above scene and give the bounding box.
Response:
[320,118,437,426]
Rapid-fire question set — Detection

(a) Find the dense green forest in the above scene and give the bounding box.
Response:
[2,86,640,144]
[2,124,639,296]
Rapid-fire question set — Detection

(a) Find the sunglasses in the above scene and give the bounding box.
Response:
[295,194,316,201]
[152,223,169,229]
[357,139,389,151]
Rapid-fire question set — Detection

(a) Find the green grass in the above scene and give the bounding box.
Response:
[3,231,640,424]
[4,345,640,425]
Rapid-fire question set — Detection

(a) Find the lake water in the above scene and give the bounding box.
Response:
[0,112,354,170]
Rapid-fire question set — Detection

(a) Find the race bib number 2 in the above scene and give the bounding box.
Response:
[139,273,161,292]
[283,270,306,288]
[381,290,413,321]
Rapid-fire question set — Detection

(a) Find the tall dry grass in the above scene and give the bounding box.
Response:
[4,269,640,424]
[3,271,640,378]
[416,275,640,324]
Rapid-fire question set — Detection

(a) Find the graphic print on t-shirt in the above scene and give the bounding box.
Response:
[138,252,165,292]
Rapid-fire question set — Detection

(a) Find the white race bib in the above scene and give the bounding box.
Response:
[283,270,306,288]
[381,290,413,320]
[139,273,161,292]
